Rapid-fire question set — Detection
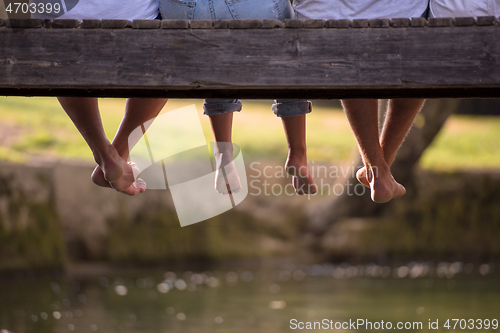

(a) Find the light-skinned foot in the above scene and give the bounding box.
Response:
[214,150,241,195]
[285,151,317,195]
[356,167,370,188]
[366,165,406,203]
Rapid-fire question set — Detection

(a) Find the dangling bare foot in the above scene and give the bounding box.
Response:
[356,167,370,188]
[91,166,111,188]
[92,162,146,196]
[93,145,146,196]
[285,151,317,195]
[367,165,406,203]
[93,145,124,186]
[214,152,241,195]
[116,174,147,196]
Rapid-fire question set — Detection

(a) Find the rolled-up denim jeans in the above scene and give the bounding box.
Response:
[160,0,311,118]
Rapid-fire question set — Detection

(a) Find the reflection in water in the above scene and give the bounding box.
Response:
[0,262,498,333]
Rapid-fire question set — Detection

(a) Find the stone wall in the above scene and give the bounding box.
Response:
[318,168,500,262]
[0,161,305,272]
[1,161,499,272]
[0,163,65,271]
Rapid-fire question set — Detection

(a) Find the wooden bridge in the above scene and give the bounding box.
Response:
[0,16,499,99]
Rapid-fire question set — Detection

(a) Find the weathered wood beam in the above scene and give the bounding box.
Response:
[1,18,500,99]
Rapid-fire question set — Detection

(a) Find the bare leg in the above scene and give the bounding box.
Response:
[342,99,406,203]
[357,99,425,187]
[58,97,166,196]
[57,97,134,192]
[281,115,317,195]
[91,98,168,188]
[209,112,241,194]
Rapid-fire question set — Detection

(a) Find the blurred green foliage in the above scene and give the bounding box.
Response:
[1,96,500,170]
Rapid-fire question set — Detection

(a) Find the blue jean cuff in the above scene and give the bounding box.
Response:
[203,99,243,116]
[272,100,312,118]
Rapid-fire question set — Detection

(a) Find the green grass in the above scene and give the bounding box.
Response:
[420,115,500,170]
[0,97,355,165]
[1,96,500,170]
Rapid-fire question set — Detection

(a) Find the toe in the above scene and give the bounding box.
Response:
[356,168,370,188]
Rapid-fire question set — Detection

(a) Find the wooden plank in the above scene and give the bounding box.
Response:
[285,19,304,28]
[161,20,189,29]
[1,87,499,99]
[391,18,410,28]
[336,19,351,28]
[1,25,500,99]
[133,20,161,29]
[455,17,475,26]
[352,19,369,28]
[369,19,390,28]
[50,19,81,29]
[229,19,261,29]
[101,20,132,29]
[262,19,284,29]
[6,19,44,28]
[304,20,325,29]
[411,18,427,27]
[191,20,212,29]
[81,20,101,29]
[476,16,496,26]
[428,17,453,27]
[214,20,229,29]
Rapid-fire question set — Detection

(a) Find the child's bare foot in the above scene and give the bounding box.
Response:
[214,152,241,195]
[285,152,317,195]
[367,165,406,203]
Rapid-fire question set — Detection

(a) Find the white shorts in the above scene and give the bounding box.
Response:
[293,0,429,20]
[430,0,500,18]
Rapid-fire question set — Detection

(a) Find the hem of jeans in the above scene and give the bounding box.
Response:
[272,101,312,118]
[203,106,242,116]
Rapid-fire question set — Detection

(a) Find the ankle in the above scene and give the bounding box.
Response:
[95,144,122,166]
[113,143,130,160]
[288,147,307,161]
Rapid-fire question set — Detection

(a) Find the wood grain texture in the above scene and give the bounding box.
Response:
[51,20,80,29]
[476,16,496,26]
[304,20,325,28]
[262,19,284,29]
[161,20,189,29]
[454,17,475,26]
[428,18,453,27]
[190,20,212,29]
[326,20,338,28]
[352,19,369,28]
[1,25,500,98]
[229,19,261,29]
[81,20,101,29]
[6,19,44,28]
[369,19,389,28]
[391,18,410,28]
[336,19,351,28]
[214,19,229,29]
[101,20,132,29]
[285,19,303,28]
[411,18,427,27]
[133,20,161,29]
